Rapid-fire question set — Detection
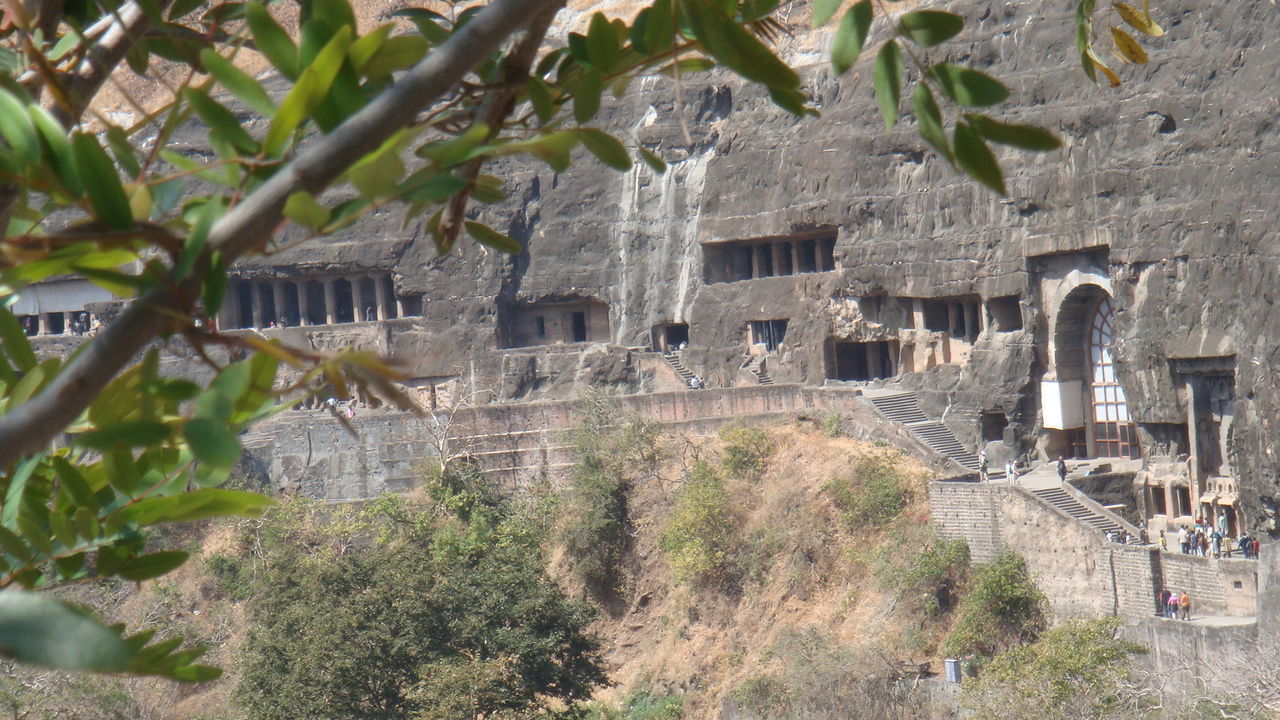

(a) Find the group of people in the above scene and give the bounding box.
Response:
[1158,589,1193,620]
[1169,523,1259,559]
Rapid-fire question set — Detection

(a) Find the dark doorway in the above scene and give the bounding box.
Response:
[653,323,689,351]
[236,281,253,329]
[826,340,897,381]
[280,282,301,326]
[980,411,1008,442]
[334,279,354,324]
[305,281,326,324]
[571,312,588,342]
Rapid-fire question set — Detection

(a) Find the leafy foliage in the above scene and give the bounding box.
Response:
[874,526,970,618]
[658,461,740,587]
[961,618,1153,720]
[826,453,912,529]
[560,392,661,595]
[718,424,773,479]
[235,493,607,720]
[579,689,686,720]
[943,552,1048,660]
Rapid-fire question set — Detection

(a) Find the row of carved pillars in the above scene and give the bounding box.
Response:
[221,274,402,330]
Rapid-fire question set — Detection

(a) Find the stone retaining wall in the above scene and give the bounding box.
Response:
[928,481,1257,620]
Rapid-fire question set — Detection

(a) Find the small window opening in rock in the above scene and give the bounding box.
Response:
[987,296,1023,332]
[749,319,787,352]
[819,234,837,271]
[825,339,898,381]
[1158,114,1176,134]
[535,316,546,340]
[571,311,588,342]
[400,294,424,317]
[980,411,1008,442]
[1234,581,1243,590]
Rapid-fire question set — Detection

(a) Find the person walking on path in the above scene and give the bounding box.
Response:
[978,451,989,482]
[1166,591,1179,619]
[1179,591,1191,620]
[1178,526,1189,554]
[1057,457,1068,484]
[1004,459,1017,482]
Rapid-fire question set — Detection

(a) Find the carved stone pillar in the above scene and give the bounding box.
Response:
[323,278,336,325]
[250,282,264,329]
[374,274,389,321]
[352,276,367,322]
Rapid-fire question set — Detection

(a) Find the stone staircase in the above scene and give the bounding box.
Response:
[862,390,984,474]
[744,356,774,385]
[1030,485,1132,538]
[663,350,695,386]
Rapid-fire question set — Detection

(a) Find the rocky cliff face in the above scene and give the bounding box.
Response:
[217,0,1280,530]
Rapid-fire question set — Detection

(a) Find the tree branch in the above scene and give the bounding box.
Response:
[0,0,561,468]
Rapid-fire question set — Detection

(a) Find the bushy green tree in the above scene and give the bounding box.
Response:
[235,494,607,720]
[718,424,773,480]
[560,393,660,595]
[943,552,1048,660]
[961,617,1152,720]
[826,453,912,529]
[658,461,739,586]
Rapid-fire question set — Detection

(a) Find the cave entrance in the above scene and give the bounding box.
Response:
[825,339,897,381]
[653,323,689,352]
[749,319,787,352]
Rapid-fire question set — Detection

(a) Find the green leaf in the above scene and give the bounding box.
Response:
[929,63,1010,107]
[398,171,468,204]
[264,26,354,155]
[898,11,964,47]
[0,527,32,564]
[127,488,273,525]
[0,592,133,672]
[246,1,299,80]
[182,88,259,154]
[643,0,674,55]
[587,12,620,72]
[118,551,190,582]
[28,106,83,195]
[0,91,39,166]
[1,456,40,529]
[964,114,1061,152]
[75,422,171,449]
[0,308,36,372]
[576,129,631,171]
[360,35,430,80]
[464,222,522,254]
[639,146,667,174]
[199,49,276,117]
[203,251,227,316]
[183,418,242,469]
[831,0,872,76]
[525,78,557,124]
[523,131,580,173]
[574,69,604,124]
[53,458,99,513]
[873,41,903,129]
[684,0,799,90]
[913,83,951,165]
[1114,2,1164,36]
[306,0,356,31]
[284,192,331,229]
[812,0,843,27]
[71,134,133,231]
[1109,25,1147,64]
[954,120,1006,195]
